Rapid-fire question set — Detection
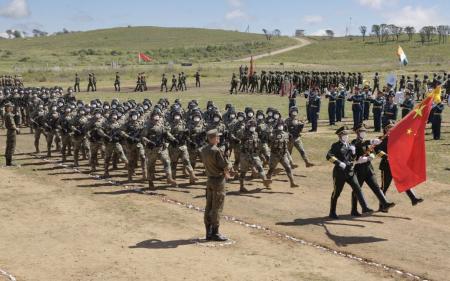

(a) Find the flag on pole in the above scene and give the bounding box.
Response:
[397,46,408,66]
[138,52,152,63]
[248,56,254,78]
[387,86,441,192]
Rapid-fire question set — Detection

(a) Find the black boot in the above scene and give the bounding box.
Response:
[210,226,227,241]
[329,197,339,219]
[205,225,212,240]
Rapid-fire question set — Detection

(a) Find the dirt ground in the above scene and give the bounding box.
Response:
[1,90,449,280]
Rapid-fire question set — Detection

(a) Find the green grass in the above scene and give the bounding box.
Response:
[259,35,450,73]
[0,26,296,69]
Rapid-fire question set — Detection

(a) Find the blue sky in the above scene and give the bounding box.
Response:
[0,0,448,36]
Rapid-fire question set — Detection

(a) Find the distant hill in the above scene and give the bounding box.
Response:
[0,26,296,68]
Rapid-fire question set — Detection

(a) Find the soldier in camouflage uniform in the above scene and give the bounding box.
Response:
[170,75,178,92]
[4,102,19,166]
[267,119,299,188]
[58,106,73,162]
[285,107,314,168]
[169,109,198,184]
[187,110,206,170]
[255,110,271,166]
[103,111,128,178]
[43,105,61,157]
[86,109,106,172]
[30,105,46,153]
[141,110,177,189]
[160,74,168,92]
[71,107,90,167]
[238,120,272,192]
[229,111,246,171]
[230,73,238,95]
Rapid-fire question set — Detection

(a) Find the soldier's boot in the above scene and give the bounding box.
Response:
[140,159,147,180]
[103,167,110,178]
[329,197,339,219]
[287,172,299,188]
[127,169,133,182]
[262,175,272,189]
[266,169,273,180]
[354,189,373,214]
[210,226,227,242]
[239,176,249,193]
[205,224,212,240]
[148,180,156,190]
[5,156,11,166]
[406,189,424,206]
[73,159,79,168]
[350,193,361,217]
[171,167,177,180]
[304,158,315,168]
[34,143,40,153]
[166,175,177,187]
[188,170,198,184]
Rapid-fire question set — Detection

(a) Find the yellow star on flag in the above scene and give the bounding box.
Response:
[413,104,426,119]
[406,128,413,135]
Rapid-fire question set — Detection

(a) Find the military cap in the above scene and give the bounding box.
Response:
[335,125,350,135]
[354,123,367,132]
[206,129,220,137]
[4,102,14,107]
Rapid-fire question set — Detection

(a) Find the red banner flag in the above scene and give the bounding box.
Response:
[387,87,440,192]
[248,56,254,78]
[138,52,152,62]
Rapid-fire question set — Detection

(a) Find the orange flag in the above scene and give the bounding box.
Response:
[387,87,441,192]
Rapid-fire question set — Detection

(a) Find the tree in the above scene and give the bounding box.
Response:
[325,29,334,38]
[13,30,22,38]
[404,26,415,41]
[421,26,436,42]
[380,23,389,43]
[359,26,367,41]
[272,29,281,37]
[390,25,403,41]
[419,30,426,45]
[262,29,272,40]
[437,25,449,44]
[371,24,381,42]
[32,29,48,37]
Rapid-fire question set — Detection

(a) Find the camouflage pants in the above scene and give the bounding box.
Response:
[239,153,266,180]
[104,142,128,174]
[45,132,60,156]
[188,147,201,169]
[204,177,226,228]
[126,143,147,179]
[34,127,44,152]
[268,152,292,175]
[60,134,72,161]
[146,146,172,180]
[230,143,240,170]
[5,130,16,164]
[258,142,271,164]
[288,137,309,164]
[72,137,90,166]
[89,141,104,171]
[169,145,194,176]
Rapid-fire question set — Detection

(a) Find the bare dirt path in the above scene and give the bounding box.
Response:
[234,37,311,62]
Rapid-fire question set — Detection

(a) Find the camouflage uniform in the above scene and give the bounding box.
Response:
[120,112,147,181]
[103,116,128,177]
[4,104,18,165]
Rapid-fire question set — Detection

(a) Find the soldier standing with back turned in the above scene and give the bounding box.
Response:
[4,102,19,166]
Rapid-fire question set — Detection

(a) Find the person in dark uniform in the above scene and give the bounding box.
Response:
[350,124,395,216]
[308,88,321,132]
[348,87,364,129]
[375,122,424,206]
[114,72,120,92]
[87,73,94,92]
[382,92,398,128]
[195,71,201,87]
[371,91,385,132]
[325,85,337,125]
[431,101,444,140]
[74,73,80,92]
[170,75,178,92]
[4,102,19,166]
[288,88,298,111]
[200,129,233,241]
[336,83,346,122]
[230,73,238,95]
[373,72,380,93]
[326,126,373,219]
[400,90,414,118]
[160,74,168,92]
[362,85,372,120]
[92,73,97,91]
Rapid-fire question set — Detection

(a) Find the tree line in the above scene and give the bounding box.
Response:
[358,24,450,44]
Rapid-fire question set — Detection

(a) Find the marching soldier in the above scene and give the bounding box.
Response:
[230,73,238,95]
[350,124,395,216]
[74,73,80,92]
[326,126,373,219]
[86,109,106,172]
[170,75,178,92]
[285,107,314,168]
[382,92,398,128]
[371,91,384,132]
[325,85,337,125]
[308,88,321,132]
[114,72,120,92]
[200,129,232,241]
[161,74,168,92]
[71,108,90,167]
[58,107,73,162]
[431,101,444,140]
[87,73,94,92]
[4,102,19,166]
[44,106,61,157]
[195,71,201,87]
[336,84,346,122]
[103,111,128,178]
[187,110,206,170]
[400,90,414,118]
[348,87,364,129]
[362,85,372,120]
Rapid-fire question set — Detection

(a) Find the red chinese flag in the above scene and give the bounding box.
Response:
[248,56,254,78]
[387,87,440,192]
[138,52,152,62]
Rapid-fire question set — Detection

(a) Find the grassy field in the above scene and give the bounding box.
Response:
[259,35,450,73]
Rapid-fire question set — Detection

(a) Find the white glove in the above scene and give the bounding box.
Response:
[371,138,382,145]
[368,153,376,160]
[349,145,356,155]
[356,156,369,164]
[339,162,347,169]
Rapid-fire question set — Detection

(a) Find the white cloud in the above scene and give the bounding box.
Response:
[357,0,388,10]
[385,6,442,29]
[303,15,323,25]
[228,0,243,8]
[0,0,30,18]
[225,9,247,20]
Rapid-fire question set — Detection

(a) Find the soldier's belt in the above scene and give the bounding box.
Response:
[373,106,382,109]
[310,105,319,108]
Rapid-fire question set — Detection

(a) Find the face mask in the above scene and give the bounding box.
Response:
[268,112,273,117]
[257,115,264,120]
[112,115,118,120]
[153,115,160,121]
[193,117,200,122]
[104,106,110,110]
[112,105,117,109]
[174,115,181,120]
[78,104,83,108]
[359,132,366,139]
[291,112,298,116]
[238,117,244,121]
[86,109,91,113]
[144,105,149,110]
[214,117,220,122]
[249,127,256,132]
[52,106,57,111]
[95,113,101,119]
[38,111,44,116]
[132,115,138,121]
[277,126,284,130]
[247,112,254,117]
[70,105,75,109]
[52,113,58,118]
[340,135,349,143]
[274,114,280,119]
[92,104,97,108]
[208,106,212,111]
[65,109,71,113]
[58,102,63,106]
[230,114,236,119]
[293,120,298,125]
[80,111,85,115]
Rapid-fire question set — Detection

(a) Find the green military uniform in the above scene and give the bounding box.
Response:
[71,112,90,167]
[4,103,18,166]
[120,113,147,181]
[200,129,231,241]
[103,117,128,178]
[114,73,120,92]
